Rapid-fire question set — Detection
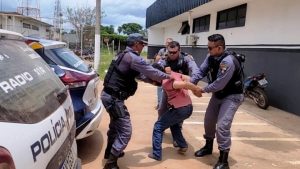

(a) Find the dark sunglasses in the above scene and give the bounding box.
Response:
[168,51,178,55]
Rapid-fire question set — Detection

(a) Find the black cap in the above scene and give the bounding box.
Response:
[127,33,148,45]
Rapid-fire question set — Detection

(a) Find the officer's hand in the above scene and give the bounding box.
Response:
[192,87,202,97]
[168,74,176,80]
[181,74,190,82]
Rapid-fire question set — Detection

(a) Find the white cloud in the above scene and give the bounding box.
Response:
[1,0,156,29]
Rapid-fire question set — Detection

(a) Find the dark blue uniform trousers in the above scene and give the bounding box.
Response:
[101,92,132,157]
[152,104,193,159]
[204,93,244,151]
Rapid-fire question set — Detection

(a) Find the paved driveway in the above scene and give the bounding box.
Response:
[78,82,300,169]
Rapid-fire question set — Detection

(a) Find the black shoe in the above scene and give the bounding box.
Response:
[104,152,125,159]
[103,162,119,169]
[103,154,119,169]
[148,153,162,161]
[213,150,230,169]
[194,139,213,157]
[214,161,230,169]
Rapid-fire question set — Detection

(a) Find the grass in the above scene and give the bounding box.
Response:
[98,47,114,80]
[97,48,148,80]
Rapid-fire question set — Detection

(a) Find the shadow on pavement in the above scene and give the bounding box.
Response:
[77,130,104,164]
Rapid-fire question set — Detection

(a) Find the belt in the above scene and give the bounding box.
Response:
[104,87,128,100]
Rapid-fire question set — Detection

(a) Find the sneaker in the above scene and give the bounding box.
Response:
[148,153,162,161]
[178,147,188,154]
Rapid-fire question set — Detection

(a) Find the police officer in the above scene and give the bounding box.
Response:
[157,41,199,117]
[190,34,244,169]
[154,38,173,62]
[101,33,172,169]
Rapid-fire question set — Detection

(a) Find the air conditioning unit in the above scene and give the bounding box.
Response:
[190,35,199,46]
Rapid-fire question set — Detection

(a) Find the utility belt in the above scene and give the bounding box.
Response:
[214,90,243,99]
[104,87,130,100]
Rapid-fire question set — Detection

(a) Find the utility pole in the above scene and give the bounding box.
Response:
[80,27,83,58]
[94,0,101,71]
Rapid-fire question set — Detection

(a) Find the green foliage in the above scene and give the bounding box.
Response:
[117,26,122,34]
[121,23,143,35]
[98,48,149,80]
[101,25,115,34]
[98,47,113,80]
[101,34,128,46]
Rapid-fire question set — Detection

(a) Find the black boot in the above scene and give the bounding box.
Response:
[104,143,125,159]
[104,142,113,159]
[103,154,119,169]
[194,139,213,157]
[213,150,230,169]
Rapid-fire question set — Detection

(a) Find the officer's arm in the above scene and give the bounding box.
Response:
[203,58,235,93]
[173,79,202,97]
[190,56,210,84]
[185,55,200,77]
[130,55,169,82]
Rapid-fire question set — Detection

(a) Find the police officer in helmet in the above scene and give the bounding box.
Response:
[101,33,172,169]
[190,34,244,169]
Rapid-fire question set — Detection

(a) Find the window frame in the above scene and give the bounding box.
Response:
[23,23,31,29]
[193,14,211,33]
[216,4,247,30]
[31,25,39,31]
[178,21,190,35]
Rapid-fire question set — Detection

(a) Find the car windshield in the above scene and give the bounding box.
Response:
[45,47,90,73]
[0,39,66,124]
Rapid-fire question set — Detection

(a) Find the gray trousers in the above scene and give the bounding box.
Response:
[204,93,244,151]
[101,91,132,157]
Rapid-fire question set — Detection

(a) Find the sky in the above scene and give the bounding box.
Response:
[0,0,156,31]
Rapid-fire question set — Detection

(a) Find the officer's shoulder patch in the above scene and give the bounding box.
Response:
[138,58,147,65]
[219,62,228,73]
[185,54,194,61]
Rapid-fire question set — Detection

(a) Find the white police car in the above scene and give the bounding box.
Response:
[0,29,81,169]
[25,37,104,140]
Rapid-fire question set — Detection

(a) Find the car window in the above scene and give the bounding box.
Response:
[45,47,90,73]
[0,39,67,124]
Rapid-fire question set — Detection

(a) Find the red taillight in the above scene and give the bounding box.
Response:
[60,70,95,88]
[0,147,15,169]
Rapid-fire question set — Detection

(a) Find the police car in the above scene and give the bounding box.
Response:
[25,37,104,140]
[0,29,81,168]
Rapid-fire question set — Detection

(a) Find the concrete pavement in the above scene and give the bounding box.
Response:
[78,81,300,169]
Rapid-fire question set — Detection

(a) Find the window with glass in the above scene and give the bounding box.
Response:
[193,15,210,33]
[0,40,66,123]
[32,25,39,31]
[216,4,247,30]
[23,23,31,29]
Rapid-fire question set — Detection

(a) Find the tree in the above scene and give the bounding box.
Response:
[117,26,122,34]
[101,25,115,34]
[65,7,96,46]
[121,23,143,35]
[65,7,106,46]
[139,28,147,37]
